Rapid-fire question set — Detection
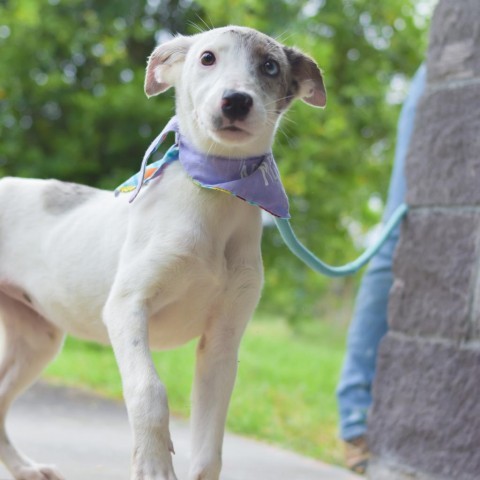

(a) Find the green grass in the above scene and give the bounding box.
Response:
[44,315,347,465]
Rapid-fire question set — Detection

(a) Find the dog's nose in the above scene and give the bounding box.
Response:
[221,90,253,121]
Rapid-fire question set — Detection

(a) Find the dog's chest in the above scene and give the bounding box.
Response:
[147,262,229,349]
[141,175,263,349]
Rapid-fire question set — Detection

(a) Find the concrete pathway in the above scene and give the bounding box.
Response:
[0,382,361,480]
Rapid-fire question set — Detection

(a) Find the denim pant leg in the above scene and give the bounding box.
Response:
[336,232,398,441]
[336,64,426,441]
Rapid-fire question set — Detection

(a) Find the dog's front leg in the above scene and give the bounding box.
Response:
[188,265,262,480]
[103,294,177,480]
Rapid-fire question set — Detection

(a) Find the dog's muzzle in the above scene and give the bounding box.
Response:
[221,90,253,121]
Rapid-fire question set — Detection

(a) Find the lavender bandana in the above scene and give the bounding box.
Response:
[115,117,290,219]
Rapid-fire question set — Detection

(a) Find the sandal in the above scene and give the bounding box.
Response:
[344,435,370,475]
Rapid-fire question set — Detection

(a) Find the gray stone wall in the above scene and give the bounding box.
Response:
[367,1,480,479]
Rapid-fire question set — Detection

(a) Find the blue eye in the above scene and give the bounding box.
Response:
[263,59,280,77]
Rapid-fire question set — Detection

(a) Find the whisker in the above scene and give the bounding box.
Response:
[204,12,215,31]
[263,95,297,108]
[276,127,290,143]
[187,20,204,34]
[278,114,297,126]
[274,31,294,44]
[188,14,215,35]
[194,14,214,32]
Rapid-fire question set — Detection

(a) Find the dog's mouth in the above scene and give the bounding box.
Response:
[220,125,245,133]
[215,124,252,143]
[203,113,259,148]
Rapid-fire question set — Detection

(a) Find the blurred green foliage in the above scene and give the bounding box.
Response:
[0,0,430,321]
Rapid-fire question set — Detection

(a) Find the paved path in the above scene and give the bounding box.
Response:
[0,382,361,480]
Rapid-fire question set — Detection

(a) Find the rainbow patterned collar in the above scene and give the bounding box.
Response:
[115,117,290,219]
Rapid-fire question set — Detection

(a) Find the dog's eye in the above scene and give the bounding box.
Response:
[263,59,280,77]
[200,51,216,66]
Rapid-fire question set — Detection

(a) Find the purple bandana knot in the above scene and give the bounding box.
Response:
[115,117,290,219]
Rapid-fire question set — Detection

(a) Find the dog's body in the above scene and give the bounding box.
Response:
[0,172,260,348]
[0,27,325,480]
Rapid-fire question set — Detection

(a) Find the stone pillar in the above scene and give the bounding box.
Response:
[367,1,480,479]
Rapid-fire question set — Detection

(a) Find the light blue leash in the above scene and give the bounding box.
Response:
[273,203,409,277]
[118,120,408,278]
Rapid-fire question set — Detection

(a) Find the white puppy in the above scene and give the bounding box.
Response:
[0,26,325,480]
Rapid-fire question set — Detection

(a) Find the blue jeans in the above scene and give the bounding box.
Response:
[336,64,426,441]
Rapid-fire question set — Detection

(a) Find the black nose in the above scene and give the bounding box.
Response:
[221,90,253,121]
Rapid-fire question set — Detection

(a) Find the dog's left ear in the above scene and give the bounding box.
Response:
[285,47,326,108]
[145,35,193,97]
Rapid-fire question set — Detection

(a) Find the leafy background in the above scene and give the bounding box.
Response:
[0,0,432,320]
[0,0,437,467]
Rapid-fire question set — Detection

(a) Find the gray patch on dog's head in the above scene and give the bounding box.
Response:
[227,28,302,113]
[43,180,97,215]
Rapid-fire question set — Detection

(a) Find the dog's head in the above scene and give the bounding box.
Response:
[145,26,326,157]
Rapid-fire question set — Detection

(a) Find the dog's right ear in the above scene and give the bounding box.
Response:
[145,35,193,97]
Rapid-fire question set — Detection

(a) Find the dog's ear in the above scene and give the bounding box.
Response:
[285,47,326,108]
[145,35,193,97]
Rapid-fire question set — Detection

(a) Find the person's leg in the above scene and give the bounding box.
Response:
[336,65,426,468]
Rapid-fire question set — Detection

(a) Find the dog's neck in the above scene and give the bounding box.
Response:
[118,116,290,218]
[175,117,290,218]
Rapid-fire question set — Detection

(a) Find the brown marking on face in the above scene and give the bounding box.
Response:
[43,180,98,215]
[230,29,298,114]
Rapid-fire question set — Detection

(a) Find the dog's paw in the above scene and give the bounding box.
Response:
[188,472,220,480]
[131,451,178,480]
[130,425,178,480]
[131,465,178,480]
[188,462,221,480]
[14,463,65,480]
